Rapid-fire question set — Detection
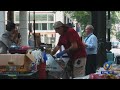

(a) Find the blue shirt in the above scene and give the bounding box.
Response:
[84,33,98,55]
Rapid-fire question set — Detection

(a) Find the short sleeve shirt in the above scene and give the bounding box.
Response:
[57,28,86,60]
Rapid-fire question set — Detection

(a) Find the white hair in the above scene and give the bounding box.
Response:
[86,25,94,31]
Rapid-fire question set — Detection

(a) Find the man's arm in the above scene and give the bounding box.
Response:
[84,36,97,49]
[65,41,78,53]
[51,45,60,56]
[55,41,78,58]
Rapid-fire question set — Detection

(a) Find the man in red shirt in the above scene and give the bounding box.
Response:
[51,21,87,78]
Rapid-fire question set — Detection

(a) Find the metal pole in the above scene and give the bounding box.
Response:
[29,11,30,32]
[33,11,36,48]
[7,11,14,23]
[108,11,110,41]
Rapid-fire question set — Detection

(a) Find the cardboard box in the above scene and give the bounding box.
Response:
[0,54,35,72]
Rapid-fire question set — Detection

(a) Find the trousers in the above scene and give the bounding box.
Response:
[64,57,86,78]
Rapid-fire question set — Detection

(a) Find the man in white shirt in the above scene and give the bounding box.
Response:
[83,25,98,75]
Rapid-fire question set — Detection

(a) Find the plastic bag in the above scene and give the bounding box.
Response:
[46,54,63,71]
[31,49,43,65]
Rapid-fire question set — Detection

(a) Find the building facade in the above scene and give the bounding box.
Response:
[3,11,76,48]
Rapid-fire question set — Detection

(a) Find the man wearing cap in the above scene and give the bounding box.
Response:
[0,21,20,54]
[51,21,87,78]
[60,23,75,57]
[67,23,75,28]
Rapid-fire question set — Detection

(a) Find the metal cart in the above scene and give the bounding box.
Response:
[46,54,71,79]
[0,71,39,79]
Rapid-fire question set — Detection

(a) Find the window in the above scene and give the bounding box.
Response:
[35,23,42,30]
[28,12,47,21]
[35,23,54,30]
[35,14,47,21]
[35,23,38,30]
[38,23,42,30]
[14,11,55,31]
[42,23,47,30]
[48,14,54,21]
[48,23,54,30]
[15,12,19,21]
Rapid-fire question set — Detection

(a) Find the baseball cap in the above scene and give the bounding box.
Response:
[53,21,63,29]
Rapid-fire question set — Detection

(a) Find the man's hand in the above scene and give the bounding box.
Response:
[82,42,88,48]
[56,50,65,58]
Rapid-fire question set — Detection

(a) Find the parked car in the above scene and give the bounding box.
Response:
[117,42,120,49]
[111,42,119,48]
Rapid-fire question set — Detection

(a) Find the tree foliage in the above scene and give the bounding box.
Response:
[110,11,120,24]
[65,11,120,40]
[109,11,120,40]
[65,11,91,38]
[116,31,120,41]
[65,11,120,26]
[65,11,91,30]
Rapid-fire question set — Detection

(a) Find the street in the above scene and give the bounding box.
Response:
[111,48,120,56]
